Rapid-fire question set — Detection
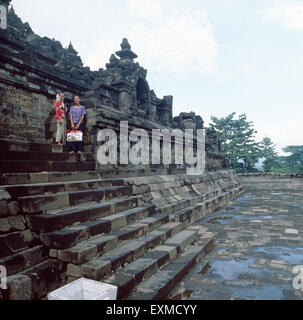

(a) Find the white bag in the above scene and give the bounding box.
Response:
[67,130,83,142]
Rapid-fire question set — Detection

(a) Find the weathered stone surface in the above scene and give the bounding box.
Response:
[0,189,11,201]
[169,178,303,300]
[118,258,158,284]
[20,230,35,243]
[8,201,20,216]
[3,232,28,254]
[19,193,70,214]
[6,275,32,300]
[49,249,57,258]
[152,245,177,260]
[165,230,198,252]
[143,250,170,268]
[0,200,8,217]
[81,260,111,280]
[8,216,26,231]
[0,218,11,233]
[66,263,82,278]
[129,245,203,300]
[104,273,135,300]
[58,243,98,265]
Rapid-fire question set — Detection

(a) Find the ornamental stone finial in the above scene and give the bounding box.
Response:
[115,38,138,61]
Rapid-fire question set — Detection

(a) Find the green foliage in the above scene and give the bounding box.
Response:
[277,145,303,176]
[209,113,261,173]
[259,137,279,172]
[209,113,302,176]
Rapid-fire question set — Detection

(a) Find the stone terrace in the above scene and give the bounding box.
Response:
[0,140,244,300]
[169,175,303,300]
[0,1,245,300]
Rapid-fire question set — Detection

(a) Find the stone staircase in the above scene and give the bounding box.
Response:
[0,141,245,300]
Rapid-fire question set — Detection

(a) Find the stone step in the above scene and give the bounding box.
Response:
[0,160,96,173]
[155,191,218,214]
[0,169,170,186]
[3,178,124,200]
[0,150,83,162]
[57,221,182,265]
[0,140,68,153]
[29,201,153,234]
[167,190,236,225]
[79,225,197,283]
[26,185,238,255]
[127,244,207,300]
[3,259,63,300]
[0,231,31,259]
[0,245,46,276]
[39,185,229,252]
[105,235,207,300]
[38,202,153,250]
[18,185,134,214]
[0,171,105,186]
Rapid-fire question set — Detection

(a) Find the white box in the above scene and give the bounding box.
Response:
[48,278,118,300]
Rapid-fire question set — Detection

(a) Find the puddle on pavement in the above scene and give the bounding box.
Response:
[290,203,303,208]
[200,258,255,280]
[207,216,233,225]
[279,195,294,199]
[234,284,284,300]
[253,246,303,265]
[203,213,278,226]
[234,194,254,203]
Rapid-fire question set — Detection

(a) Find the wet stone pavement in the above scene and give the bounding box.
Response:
[169,178,303,300]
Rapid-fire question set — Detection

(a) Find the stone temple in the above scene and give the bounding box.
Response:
[0,1,245,300]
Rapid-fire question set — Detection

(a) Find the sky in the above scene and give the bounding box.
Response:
[10,0,303,155]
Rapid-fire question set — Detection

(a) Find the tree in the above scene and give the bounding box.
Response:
[259,137,279,172]
[280,146,303,176]
[209,113,261,173]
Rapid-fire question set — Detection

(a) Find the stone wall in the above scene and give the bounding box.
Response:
[237,172,302,179]
[0,1,226,171]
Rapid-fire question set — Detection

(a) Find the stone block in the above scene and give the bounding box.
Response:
[8,216,26,231]
[104,273,135,300]
[119,258,158,284]
[105,213,127,232]
[66,264,82,277]
[51,144,63,153]
[90,235,118,255]
[7,174,31,185]
[21,230,35,243]
[3,232,28,254]
[58,243,98,265]
[8,201,20,216]
[144,250,170,268]
[152,245,177,261]
[49,249,57,258]
[20,193,69,214]
[7,275,32,300]
[69,190,105,206]
[0,237,12,258]
[0,218,11,233]
[81,260,111,280]
[85,220,111,237]
[0,201,8,217]
[0,189,11,201]
[165,230,198,252]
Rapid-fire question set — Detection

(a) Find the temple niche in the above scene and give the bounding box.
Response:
[136,78,150,112]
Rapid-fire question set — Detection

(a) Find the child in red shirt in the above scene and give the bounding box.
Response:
[55,93,67,145]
